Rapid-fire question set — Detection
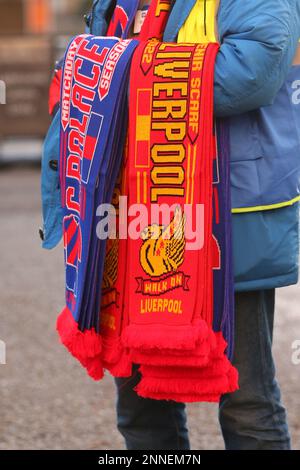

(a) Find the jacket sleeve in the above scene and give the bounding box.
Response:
[215,0,300,117]
[86,0,116,35]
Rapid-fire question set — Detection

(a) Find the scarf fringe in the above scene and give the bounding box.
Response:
[101,336,124,364]
[82,356,105,380]
[127,328,227,368]
[134,390,222,403]
[131,329,239,402]
[121,319,210,351]
[101,337,133,377]
[135,375,229,395]
[139,355,232,379]
[129,348,210,367]
[104,352,133,377]
[56,307,104,380]
[135,363,239,402]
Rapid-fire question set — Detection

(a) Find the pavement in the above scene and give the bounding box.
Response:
[0,166,299,450]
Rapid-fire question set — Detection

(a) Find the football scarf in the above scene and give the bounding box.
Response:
[134,127,238,402]
[121,38,238,401]
[125,0,235,401]
[57,34,138,379]
[107,0,139,38]
[212,119,235,361]
[99,0,174,376]
[99,141,132,376]
[123,41,217,350]
[86,0,140,376]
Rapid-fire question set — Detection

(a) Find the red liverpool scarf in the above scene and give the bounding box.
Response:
[120,39,238,402]
[123,41,214,348]
[96,0,238,401]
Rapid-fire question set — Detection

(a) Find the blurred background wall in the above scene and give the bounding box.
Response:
[0,0,87,162]
[0,0,85,35]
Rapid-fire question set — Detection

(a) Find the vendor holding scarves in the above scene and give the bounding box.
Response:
[41,0,300,451]
[112,0,300,450]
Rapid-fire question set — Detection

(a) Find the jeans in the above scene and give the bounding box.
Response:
[114,290,291,450]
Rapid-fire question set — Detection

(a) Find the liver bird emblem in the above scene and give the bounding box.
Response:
[139,206,186,277]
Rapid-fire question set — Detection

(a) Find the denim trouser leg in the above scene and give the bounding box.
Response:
[219,289,291,450]
[114,364,190,450]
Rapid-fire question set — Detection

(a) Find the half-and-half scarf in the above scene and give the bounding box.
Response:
[100,0,238,401]
[57,33,138,379]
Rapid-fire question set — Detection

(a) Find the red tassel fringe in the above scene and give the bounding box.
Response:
[102,336,133,377]
[121,319,210,352]
[56,307,104,380]
[56,308,239,400]
[135,363,239,403]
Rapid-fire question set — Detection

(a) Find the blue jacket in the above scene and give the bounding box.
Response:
[41,0,300,291]
[164,0,300,290]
